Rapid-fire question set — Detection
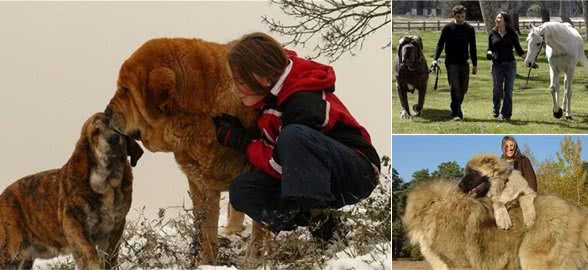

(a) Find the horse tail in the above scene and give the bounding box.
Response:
[581,52,588,74]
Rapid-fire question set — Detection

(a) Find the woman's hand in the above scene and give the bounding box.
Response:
[212,113,252,153]
[486,51,493,61]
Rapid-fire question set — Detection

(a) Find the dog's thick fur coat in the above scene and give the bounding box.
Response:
[394,35,429,119]
[0,113,143,270]
[462,154,537,230]
[106,38,264,263]
[403,179,588,270]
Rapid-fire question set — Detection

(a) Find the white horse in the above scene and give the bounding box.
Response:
[524,22,588,120]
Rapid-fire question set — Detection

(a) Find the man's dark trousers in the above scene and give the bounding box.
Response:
[446,64,469,118]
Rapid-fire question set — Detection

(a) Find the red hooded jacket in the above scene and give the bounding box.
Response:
[245,50,380,179]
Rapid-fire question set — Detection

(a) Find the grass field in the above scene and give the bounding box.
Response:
[392,31,588,134]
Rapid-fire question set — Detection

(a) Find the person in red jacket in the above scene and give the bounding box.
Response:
[213,32,380,242]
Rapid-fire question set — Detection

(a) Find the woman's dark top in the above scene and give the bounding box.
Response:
[487,30,525,64]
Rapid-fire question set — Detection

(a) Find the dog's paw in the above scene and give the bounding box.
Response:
[412,104,423,117]
[400,110,412,119]
[495,207,512,230]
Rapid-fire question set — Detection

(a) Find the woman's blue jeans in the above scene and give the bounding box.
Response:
[492,61,516,119]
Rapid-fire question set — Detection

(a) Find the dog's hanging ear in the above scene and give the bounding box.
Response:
[147,67,177,115]
[126,137,144,167]
[68,133,91,179]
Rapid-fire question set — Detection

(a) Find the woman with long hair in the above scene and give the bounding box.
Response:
[501,136,537,191]
[487,12,525,121]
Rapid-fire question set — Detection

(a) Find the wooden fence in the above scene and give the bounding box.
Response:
[392,19,587,32]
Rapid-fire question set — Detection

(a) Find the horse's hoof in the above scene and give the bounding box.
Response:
[565,116,573,121]
[553,108,563,119]
[400,110,412,119]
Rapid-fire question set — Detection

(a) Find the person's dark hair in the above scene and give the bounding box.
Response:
[494,11,517,34]
[451,5,466,17]
[501,135,521,159]
[228,32,289,94]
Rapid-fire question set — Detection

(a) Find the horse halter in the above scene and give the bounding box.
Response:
[531,34,545,66]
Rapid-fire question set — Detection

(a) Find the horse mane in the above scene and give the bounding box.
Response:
[537,22,578,53]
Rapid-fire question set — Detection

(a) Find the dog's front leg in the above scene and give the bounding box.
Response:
[492,202,512,230]
[101,222,125,270]
[187,181,220,266]
[62,206,102,270]
[519,193,537,228]
[245,221,270,260]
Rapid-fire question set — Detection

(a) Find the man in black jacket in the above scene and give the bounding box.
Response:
[432,5,478,121]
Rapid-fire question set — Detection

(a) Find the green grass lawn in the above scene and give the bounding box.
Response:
[392,31,588,134]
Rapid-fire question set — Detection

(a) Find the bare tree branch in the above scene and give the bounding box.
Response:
[262,0,390,62]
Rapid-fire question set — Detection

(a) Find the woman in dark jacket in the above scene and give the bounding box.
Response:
[501,136,537,191]
[487,12,525,121]
[213,32,380,241]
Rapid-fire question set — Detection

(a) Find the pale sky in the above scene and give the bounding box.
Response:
[0,1,391,218]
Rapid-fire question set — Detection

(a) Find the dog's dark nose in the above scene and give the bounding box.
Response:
[108,133,120,145]
[104,106,112,118]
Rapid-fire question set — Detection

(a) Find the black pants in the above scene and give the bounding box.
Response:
[446,64,469,118]
[229,125,377,232]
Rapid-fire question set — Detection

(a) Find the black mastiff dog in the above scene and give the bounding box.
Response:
[394,36,429,119]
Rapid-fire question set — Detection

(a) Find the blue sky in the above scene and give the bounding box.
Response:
[392,135,588,181]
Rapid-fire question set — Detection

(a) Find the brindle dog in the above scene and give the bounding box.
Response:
[394,36,429,119]
[0,113,143,270]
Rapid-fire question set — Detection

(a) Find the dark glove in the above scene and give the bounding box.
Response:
[212,113,253,153]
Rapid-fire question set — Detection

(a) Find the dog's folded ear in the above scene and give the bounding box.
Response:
[68,136,90,179]
[126,137,144,167]
[148,67,177,115]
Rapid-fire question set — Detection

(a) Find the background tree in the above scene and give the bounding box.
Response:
[411,169,432,184]
[521,143,539,169]
[431,161,464,180]
[537,136,587,206]
[392,168,407,258]
[560,0,574,26]
[541,0,551,22]
[263,0,390,62]
[479,1,504,33]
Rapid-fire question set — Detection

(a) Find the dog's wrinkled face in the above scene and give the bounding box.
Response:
[83,113,143,168]
[459,169,491,198]
[105,59,178,153]
[85,113,128,165]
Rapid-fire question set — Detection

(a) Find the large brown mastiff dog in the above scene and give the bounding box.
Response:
[105,38,263,264]
[0,113,143,270]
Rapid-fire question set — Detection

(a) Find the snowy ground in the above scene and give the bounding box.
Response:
[32,178,391,270]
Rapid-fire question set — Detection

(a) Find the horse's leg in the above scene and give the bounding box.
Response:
[563,68,574,120]
[549,66,563,119]
[396,81,412,119]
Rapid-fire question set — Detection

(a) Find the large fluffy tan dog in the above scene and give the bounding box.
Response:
[105,38,260,264]
[0,113,143,270]
[459,154,537,230]
[403,179,588,269]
